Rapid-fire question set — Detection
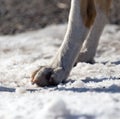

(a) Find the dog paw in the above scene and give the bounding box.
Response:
[31,66,67,87]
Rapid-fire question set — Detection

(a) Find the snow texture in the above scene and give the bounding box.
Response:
[0,24,120,119]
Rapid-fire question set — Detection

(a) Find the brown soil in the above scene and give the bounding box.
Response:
[0,0,119,35]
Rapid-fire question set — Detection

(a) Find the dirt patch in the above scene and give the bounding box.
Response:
[0,0,119,35]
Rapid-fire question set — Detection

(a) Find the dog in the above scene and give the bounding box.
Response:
[31,0,112,87]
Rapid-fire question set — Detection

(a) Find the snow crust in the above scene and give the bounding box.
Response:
[0,24,120,119]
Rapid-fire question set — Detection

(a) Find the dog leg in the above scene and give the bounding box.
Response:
[31,0,89,87]
[76,5,108,64]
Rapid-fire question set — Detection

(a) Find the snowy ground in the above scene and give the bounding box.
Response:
[0,24,120,119]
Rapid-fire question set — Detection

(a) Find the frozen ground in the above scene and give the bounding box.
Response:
[0,24,120,119]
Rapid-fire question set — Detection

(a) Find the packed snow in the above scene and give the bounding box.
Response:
[0,24,120,119]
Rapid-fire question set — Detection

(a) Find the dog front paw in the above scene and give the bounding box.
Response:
[31,66,67,87]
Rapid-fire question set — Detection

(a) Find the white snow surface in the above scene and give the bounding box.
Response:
[0,24,120,119]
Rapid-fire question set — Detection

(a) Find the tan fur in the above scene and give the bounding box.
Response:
[96,0,112,14]
[80,0,96,28]
[80,0,112,28]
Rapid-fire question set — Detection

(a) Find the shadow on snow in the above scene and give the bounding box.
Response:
[0,77,120,93]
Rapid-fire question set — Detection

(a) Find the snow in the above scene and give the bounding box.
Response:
[41,98,71,119]
[15,87,27,94]
[0,24,120,119]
